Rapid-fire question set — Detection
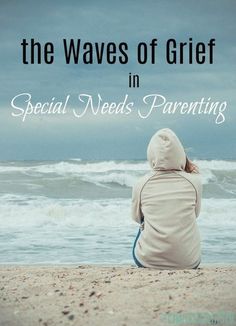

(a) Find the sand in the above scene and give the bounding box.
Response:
[0,265,236,326]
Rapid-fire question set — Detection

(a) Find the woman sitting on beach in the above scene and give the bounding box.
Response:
[132,128,202,269]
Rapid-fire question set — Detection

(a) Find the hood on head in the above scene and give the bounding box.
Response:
[147,128,186,171]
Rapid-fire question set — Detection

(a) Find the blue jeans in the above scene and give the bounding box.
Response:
[132,227,145,268]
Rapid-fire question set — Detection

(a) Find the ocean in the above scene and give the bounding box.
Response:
[0,159,235,265]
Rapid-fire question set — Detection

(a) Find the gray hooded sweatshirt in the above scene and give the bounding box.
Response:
[132,128,202,269]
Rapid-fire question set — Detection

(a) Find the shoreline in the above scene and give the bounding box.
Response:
[0,262,236,268]
[1,265,236,326]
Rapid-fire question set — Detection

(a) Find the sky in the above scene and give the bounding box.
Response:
[0,0,236,160]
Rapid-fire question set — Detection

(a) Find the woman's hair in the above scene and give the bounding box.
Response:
[185,157,199,173]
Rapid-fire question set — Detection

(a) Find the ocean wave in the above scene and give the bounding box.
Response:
[0,160,235,189]
[0,194,132,228]
[0,160,235,175]
[200,169,217,185]
[81,172,137,187]
[0,160,149,174]
[199,198,236,226]
[69,158,82,162]
[194,160,236,170]
[0,194,235,229]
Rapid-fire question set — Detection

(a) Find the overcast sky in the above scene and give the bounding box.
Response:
[0,0,235,160]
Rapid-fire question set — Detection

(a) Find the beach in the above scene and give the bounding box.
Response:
[0,265,236,326]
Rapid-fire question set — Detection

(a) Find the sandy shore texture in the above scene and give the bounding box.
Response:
[0,265,236,326]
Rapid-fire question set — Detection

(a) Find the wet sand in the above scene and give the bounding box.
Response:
[0,265,236,326]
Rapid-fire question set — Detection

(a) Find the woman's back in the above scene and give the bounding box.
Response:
[132,128,202,269]
[135,171,201,269]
